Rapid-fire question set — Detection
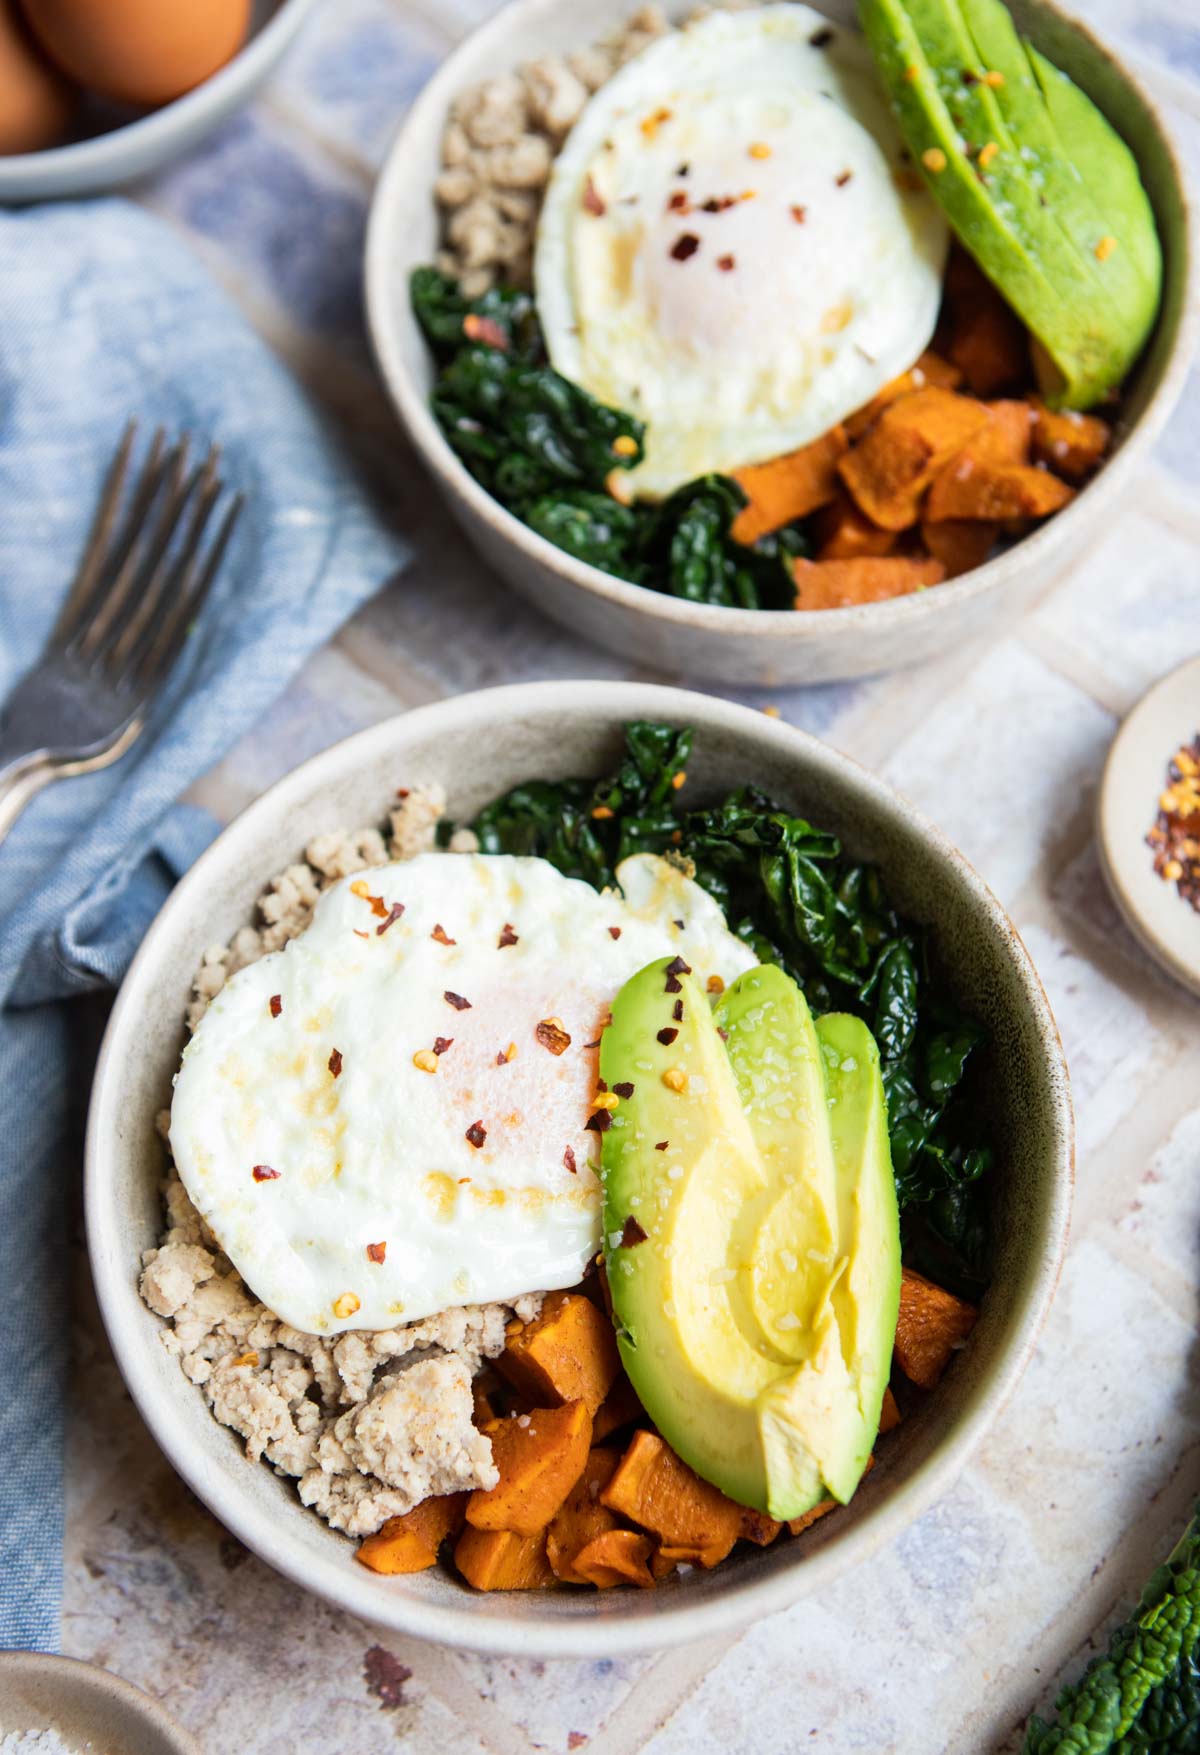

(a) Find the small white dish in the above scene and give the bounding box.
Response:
[1098,654,1200,999]
[0,1652,199,1755]
[0,0,322,203]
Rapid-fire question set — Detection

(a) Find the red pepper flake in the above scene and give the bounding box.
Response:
[536,1017,572,1055]
[962,66,980,84]
[433,1036,453,1055]
[465,1121,487,1149]
[431,924,456,945]
[791,204,807,223]
[463,312,510,350]
[563,1146,578,1175]
[620,1215,648,1247]
[608,926,622,940]
[269,994,282,1018]
[350,879,390,919]
[657,1026,679,1045]
[672,999,684,1022]
[497,923,519,948]
[376,903,405,936]
[444,992,472,1011]
[328,1048,343,1078]
[582,175,606,216]
[655,1140,669,1151]
[582,1039,602,1050]
[353,929,369,940]
[717,253,735,271]
[670,233,700,261]
[717,1025,729,1041]
[673,918,684,930]
[585,1109,612,1134]
[666,190,691,213]
[252,1164,280,1182]
[612,1081,635,1099]
[366,1241,387,1265]
[700,195,736,214]
[496,1042,517,1066]
[676,162,690,177]
[835,169,854,187]
[396,787,410,799]
[809,24,834,45]
[664,954,691,994]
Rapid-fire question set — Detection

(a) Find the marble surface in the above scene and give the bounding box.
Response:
[61,2,1200,1750]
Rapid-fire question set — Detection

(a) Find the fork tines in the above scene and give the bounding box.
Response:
[51,419,242,697]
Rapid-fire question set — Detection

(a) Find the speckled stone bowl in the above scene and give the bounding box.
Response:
[86,682,1073,1657]
[0,1652,200,1755]
[365,0,1194,686]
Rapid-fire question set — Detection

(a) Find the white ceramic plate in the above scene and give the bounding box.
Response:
[0,0,322,202]
[0,1653,199,1755]
[1098,654,1200,998]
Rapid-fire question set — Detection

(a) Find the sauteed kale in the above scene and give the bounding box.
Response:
[456,720,993,1295]
[411,269,810,610]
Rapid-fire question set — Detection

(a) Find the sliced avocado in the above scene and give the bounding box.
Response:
[957,0,1156,343]
[1026,42,1162,315]
[857,0,1158,406]
[599,959,901,1519]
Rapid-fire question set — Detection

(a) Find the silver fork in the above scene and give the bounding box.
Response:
[0,423,242,848]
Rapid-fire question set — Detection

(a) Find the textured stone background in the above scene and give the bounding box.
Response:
[62,2,1200,1750]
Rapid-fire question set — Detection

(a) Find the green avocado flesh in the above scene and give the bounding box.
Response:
[598,960,902,1521]
[857,0,1161,409]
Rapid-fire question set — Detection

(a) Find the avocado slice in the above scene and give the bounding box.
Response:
[1025,42,1162,313]
[958,0,1159,340]
[599,959,901,1519]
[857,0,1159,406]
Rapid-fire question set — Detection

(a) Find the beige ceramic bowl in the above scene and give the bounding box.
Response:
[0,1652,200,1755]
[86,682,1073,1656]
[365,0,1194,687]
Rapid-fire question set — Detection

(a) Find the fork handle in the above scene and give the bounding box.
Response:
[0,757,55,849]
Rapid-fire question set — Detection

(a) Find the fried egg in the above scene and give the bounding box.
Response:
[534,5,949,498]
[169,851,755,1335]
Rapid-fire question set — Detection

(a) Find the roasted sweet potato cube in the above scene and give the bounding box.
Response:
[879,1386,903,1436]
[356,1493,468,1575]
[730,425,848,545]
[455,1525,558,1591]
[650,1544,680,1580]
[838,387,990,530]
[546,1448,622,1584]
[815,491,897,562]
[793,555,946,610]
[920,516,999,578]
[738,1506,783,1546]
[467,1400,593,1536]
[497,1290,620,1416]
[942,251,1030,396]
[572,1529,656,1590]
[844,350,963,440]
[971,400,1034,466]
[894,1267,979,1389]
[1032,402,1110,479]
[925,458,1074,523]
[592,1373,643,1442]
[600,1431,743,1565]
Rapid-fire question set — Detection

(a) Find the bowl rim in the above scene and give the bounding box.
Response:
[0,0,323,192]
[85,680,1074,1657]
[364,0,1196,643]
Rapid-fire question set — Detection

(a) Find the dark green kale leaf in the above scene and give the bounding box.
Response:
[1024,1505,1200,1755]
[412,269,812,609]
[467,721,691,892]
[460,722,992,1285]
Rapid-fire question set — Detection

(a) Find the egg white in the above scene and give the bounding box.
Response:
[169,851,755,1335]
[534,4,949,498]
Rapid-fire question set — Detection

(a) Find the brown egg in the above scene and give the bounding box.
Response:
[20,0,251,109]
[0,0,75,154]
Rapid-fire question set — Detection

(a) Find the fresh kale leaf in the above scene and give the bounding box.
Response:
[461,720,993,1285]
[1024,1504,1200,1755]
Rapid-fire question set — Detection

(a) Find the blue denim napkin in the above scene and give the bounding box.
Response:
[0,199,407,1650]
